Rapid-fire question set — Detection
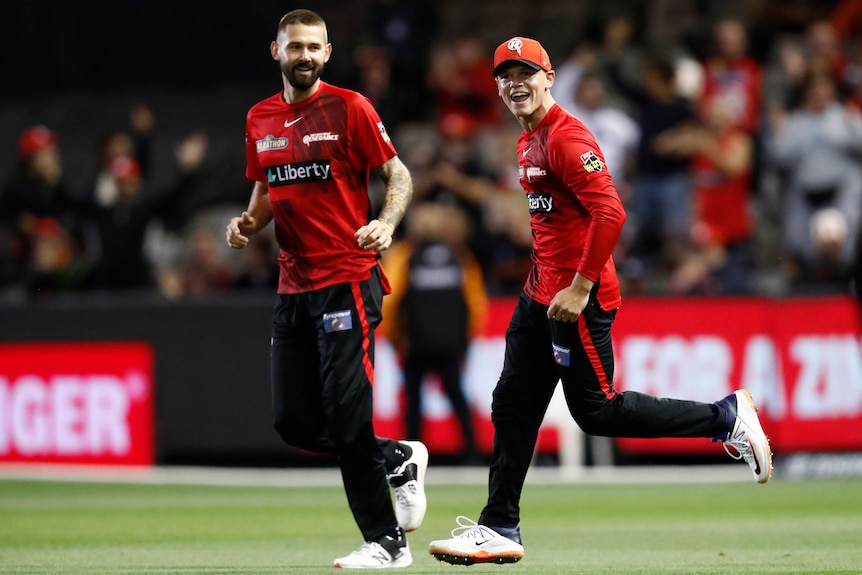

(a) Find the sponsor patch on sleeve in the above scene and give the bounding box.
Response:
[552,342,571,367]
[323,310,353,333]
[580,150,604,173]
[377,121,391,143]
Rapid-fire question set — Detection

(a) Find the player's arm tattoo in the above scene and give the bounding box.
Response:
[373,156,413,229]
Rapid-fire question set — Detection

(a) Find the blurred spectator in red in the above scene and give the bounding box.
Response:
[381,202,487,462]
[767,74,862,285]
[84,103,245,295]
[88,150,206,294]
[348,44,400,126]
[698,18,763,134]
[659,94,755,295]
[429,113,494,211]
[427,34,501,135]
[831,0,862,40]
[90,105,156,208]
[0,125,89,294]
[24,217,91,296]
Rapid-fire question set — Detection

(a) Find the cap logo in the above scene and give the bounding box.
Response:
[507,38,523,55]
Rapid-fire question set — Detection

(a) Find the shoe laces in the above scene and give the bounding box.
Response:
[450,516,493,539]
[723,436,753,464]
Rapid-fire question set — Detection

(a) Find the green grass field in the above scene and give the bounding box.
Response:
[1,476,860,575]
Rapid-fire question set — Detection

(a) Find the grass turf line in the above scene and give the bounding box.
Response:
[0,479,860,574]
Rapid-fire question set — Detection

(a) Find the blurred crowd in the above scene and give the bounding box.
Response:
[0,104,263,300]
[2,0,862,302]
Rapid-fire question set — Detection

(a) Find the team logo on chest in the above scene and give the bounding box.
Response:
[256,134,288,152]
[302,132,340,146]
[525,166,547,180]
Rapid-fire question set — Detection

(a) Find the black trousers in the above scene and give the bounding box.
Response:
[270,266,400,542]
[479,291,727,528]
[403,350,476,454]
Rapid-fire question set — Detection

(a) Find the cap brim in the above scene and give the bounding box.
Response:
[493,59,542,76]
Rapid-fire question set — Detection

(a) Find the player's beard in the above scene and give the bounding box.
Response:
[283,60,324,91]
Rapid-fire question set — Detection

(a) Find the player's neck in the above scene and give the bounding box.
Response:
[518,97,556,132]
[282,80,321,105]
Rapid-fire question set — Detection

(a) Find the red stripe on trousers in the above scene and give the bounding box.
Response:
[577,316,616,400]
[351,282,375,385]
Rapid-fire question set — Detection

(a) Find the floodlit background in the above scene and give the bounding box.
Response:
[1,0,862,475]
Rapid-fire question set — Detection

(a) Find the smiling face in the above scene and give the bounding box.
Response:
[495,63,555,130]
[271,22,332,100]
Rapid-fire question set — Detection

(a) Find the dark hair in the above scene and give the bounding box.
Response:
[277,9,328,43]
[643,52,676,84]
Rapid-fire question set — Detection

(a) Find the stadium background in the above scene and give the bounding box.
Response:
[2,0,862,477]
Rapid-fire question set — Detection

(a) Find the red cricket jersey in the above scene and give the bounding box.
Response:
[690,130,752,245]
[700,57,763,134]
[245,82,397,294]
[517,104,626,310]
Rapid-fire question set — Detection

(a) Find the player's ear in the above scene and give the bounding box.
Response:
[324,43,332,63]
[545,70,555,89]
[270,41,280,61]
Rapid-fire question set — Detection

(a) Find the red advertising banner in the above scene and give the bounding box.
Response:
[373,296,862,457]
[0,343,154,465]
[612,296,862,455]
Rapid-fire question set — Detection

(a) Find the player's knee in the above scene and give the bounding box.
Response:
[490,374,529,412]
[572,414,611,436]
[569,399,617,436]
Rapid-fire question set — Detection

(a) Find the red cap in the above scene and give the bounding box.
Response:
[493,37,552,76]
[17,125,57,159]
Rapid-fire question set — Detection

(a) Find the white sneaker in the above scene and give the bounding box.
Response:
[715,389,773,483]
[388,441,428,532]
[333,540,412,569]
[428,516,524,565]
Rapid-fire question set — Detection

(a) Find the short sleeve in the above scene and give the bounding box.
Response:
[245,110,266,182]
[348,94,398,171]
[548,126,616,200]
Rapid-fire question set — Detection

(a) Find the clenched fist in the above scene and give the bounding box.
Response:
[226,211,256,249]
